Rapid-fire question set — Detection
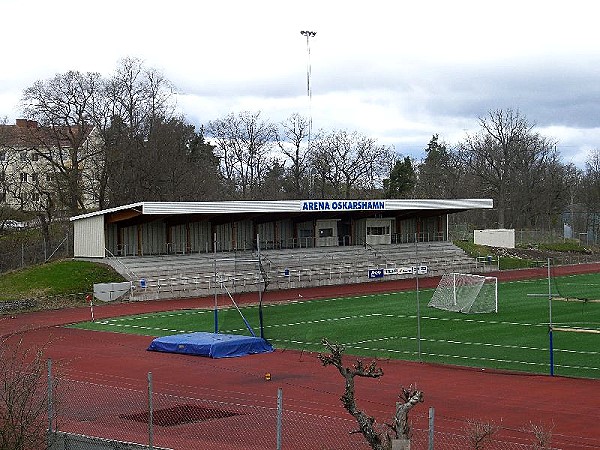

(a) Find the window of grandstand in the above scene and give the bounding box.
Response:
[319,228,334,238]
[367,226,390,236]
[299,229,313,238]
[20,172,28,182]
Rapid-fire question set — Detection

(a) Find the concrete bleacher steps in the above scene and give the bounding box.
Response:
[102,242,484,301]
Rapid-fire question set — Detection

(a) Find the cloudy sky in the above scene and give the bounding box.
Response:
[2,0,599,167]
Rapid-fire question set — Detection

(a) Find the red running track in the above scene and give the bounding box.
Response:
[1,264,600,449]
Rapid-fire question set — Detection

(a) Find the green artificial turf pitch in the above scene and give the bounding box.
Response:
[72,273,600,379]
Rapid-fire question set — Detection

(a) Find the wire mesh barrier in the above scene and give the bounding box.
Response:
[41,372,568,450]
[408,410,563,450]
[0,230,72,274]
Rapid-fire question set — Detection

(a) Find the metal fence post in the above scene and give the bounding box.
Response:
[47,359,53,431]
[148,372,154,450]
[428,406,434,450]
[277,388,283,450]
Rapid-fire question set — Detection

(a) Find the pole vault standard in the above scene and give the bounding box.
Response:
[211,233,268,338]
[527,258,557,375]
[528,258,600,376]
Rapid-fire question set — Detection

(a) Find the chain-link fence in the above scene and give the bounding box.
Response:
[0,226,72,273]
[42,368,568,450]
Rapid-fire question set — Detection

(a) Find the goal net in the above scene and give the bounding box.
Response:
[428,273,498,313]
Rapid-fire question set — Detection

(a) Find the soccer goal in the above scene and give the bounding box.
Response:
[428,273,498,313]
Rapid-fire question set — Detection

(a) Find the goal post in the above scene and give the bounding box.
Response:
[428,273,498,313]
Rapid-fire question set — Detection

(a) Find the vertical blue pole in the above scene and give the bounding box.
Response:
[257,233,265,339]
[549,329,554,376]
[214,233,218,334]
[547,258,554,376]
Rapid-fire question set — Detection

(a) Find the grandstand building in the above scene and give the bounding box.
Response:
[71,198,493,299]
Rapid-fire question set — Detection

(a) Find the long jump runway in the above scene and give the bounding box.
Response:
[2,264,600,449]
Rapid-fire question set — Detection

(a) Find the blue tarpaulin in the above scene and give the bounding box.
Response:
[147,332,273,358]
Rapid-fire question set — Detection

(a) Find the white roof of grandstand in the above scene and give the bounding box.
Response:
[70,199,493,221]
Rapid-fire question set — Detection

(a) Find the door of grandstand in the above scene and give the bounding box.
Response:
[365,218,392,245]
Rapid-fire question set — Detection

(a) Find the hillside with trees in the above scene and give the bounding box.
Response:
[2,58,600,242]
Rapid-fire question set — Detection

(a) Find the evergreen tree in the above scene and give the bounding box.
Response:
[383,156,415,198]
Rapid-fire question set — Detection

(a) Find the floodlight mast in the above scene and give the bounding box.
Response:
[300,30,317,149]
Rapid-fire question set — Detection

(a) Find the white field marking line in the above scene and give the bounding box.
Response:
[264,313,384,329]
[345,336,598,356]
[268,339,549,367]
[417,352,547,367]
[270,338,422,357]
[554,363,600,371]
[280,291,413,306]
[97,292,409,324]
[267,339,600,369]
[97,309,210,324]
[420,315,546,328]
[105,323,195,334]
[268,298,559,329]
[350,335,417,345]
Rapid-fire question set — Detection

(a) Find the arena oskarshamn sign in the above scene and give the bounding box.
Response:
[302,200,385,211]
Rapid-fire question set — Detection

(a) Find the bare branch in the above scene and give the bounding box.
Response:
[319,338,422,450]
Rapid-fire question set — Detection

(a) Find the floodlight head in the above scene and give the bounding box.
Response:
[300,30,317,37]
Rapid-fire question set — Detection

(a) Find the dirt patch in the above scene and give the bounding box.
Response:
[120,404,242,426]
[488,245,597,264]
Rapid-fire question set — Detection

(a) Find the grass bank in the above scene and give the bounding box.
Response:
[0,260,124,308]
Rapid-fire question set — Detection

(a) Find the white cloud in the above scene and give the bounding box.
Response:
[1,0,599,166]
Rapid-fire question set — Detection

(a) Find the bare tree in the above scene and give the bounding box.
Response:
[207,111,277,199]
[92,57,178,207]
[579,149,600,237]
[465,419,498,450]
[318,338,423,450]
[310,130,392,199]
[20,71,104,215]
[277,113,311,197]
[458,109,557,228]
[526,421,553,449]
[0,338,58,450]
